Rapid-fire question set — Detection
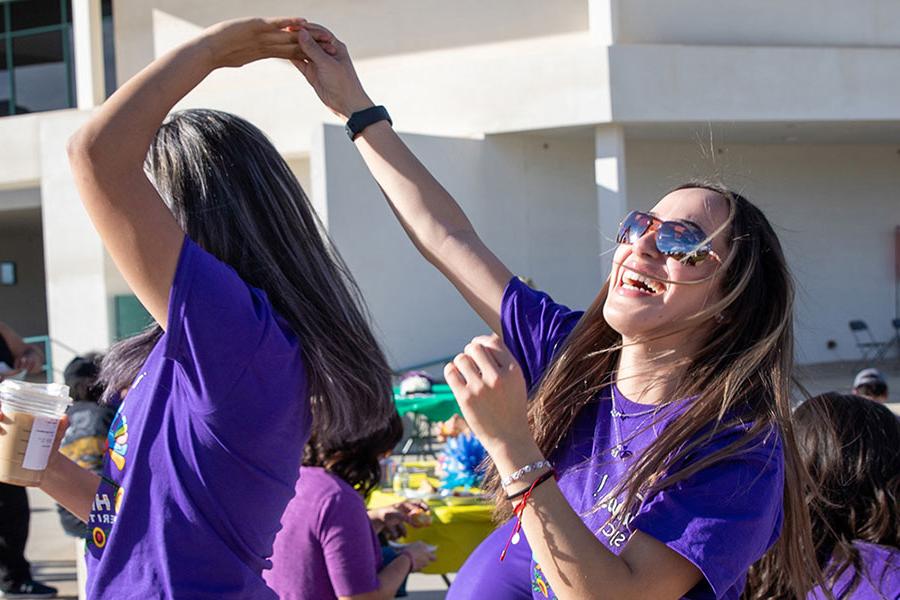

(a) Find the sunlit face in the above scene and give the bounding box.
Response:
[603,188,730,341]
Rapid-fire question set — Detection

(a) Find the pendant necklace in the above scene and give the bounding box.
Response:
[610,385,659,460]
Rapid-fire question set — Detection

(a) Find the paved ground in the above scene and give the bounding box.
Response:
[19,359,899,599]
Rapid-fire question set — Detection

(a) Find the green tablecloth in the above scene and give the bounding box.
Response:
[394,384,461,421]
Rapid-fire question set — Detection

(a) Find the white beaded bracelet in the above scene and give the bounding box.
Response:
[501,459,552,488]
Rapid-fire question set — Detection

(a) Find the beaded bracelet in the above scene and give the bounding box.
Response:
[501,459,552,488]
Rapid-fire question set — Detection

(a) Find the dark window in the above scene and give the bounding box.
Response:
[10,0,70,32]
[101,0,115,95]
[0,0,112,116]
[0,42,9,116]
[12,30,71,113]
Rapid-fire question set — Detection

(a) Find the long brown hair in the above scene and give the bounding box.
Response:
[99,109,394,441]
[484,182,820,598]
[750,393,900,599]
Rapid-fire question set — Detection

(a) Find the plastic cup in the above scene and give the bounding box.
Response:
[0,380,72,486]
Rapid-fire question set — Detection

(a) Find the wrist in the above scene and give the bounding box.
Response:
[339,92,375,121]
[489,438,545,481]
[399,550,415,575]
[188,34,224,73]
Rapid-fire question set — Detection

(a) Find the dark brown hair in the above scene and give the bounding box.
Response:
[99,109,394,442]
[304,410,404,498]
[749,392,900,598]
[483,182,820,598]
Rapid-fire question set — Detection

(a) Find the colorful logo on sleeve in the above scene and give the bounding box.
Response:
[531,562,553,598]
[87,477,122,559]
[108,412,128,471]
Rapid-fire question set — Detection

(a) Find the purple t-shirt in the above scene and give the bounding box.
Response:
[809,542,900,600]
[265,466,383,599]
[85,237,310,599]
[451,278,784,600]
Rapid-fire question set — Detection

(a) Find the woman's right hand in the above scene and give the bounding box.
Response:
[293,24,375,119]
[197,17,309,70]
[402,541,437,572]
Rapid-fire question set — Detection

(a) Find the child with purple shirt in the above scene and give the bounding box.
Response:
[294,24,822,599]
[750,393,900,599]
[267,413,435,599]
[0,19,394,599]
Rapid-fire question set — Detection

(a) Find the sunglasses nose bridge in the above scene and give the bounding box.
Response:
[631,224,664,258]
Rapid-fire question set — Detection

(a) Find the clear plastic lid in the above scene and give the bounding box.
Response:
[0,380,72,418]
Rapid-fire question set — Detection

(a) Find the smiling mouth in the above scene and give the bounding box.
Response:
[620,268,666,295]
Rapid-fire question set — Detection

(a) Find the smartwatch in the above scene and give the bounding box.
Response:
[345,105,392,141]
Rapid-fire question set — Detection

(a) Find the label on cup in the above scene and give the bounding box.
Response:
[22,417,58,471]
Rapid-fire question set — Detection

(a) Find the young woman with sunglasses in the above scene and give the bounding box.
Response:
[294,25,819,600]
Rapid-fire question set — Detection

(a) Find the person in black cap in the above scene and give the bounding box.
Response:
[56,354,115,539]
[853,368,889,404]
[0,321,55,599]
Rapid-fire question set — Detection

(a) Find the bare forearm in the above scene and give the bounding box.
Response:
[355,121,479,258]
[39,454,100,523]
[375,554,411,600]
[491,444,634,600]
[69,40,211,168]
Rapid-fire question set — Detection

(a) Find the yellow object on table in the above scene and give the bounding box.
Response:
[369,489,497,575]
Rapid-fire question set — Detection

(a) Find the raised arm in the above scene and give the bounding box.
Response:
[294,25,513,333]
[67,18,308,330]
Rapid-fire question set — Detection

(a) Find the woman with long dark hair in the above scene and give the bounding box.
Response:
[0,18,393,599]
[292,24,821,599]
[267,412,436,599]
[748,393,900,599]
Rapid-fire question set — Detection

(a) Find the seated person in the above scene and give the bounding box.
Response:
[267,412,436,599]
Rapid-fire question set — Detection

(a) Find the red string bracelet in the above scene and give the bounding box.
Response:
[500,469,556,561]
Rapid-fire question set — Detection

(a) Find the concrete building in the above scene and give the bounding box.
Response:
[1,0,898,377]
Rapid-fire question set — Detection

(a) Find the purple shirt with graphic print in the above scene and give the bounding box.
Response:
[85,237,311,599]
[809,542,900,600]
[449,278,784,600]
[265,466,384,599]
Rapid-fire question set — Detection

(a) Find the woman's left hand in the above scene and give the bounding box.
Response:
[198,17,325,70]
[444,335,532,455]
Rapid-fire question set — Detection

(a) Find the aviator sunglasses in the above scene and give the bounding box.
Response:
[616,211,720,265]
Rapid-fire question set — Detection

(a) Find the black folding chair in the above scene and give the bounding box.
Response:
[877,318,900,360]
[848,320,890,361]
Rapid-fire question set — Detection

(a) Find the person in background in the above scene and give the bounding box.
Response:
[0,322,54,599]
[852,368,889,404]
[748,392,899,599]
[267,412,436,600]
[56,354,115,538]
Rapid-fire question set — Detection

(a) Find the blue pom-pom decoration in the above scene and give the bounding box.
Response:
[439,432,487,490]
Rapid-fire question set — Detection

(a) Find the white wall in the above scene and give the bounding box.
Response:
[0,114,42,188]
[316,125,600,369]
[625,139,900,364]
[609,44,900,122]
[611,0,900,47]
[39,111,115,374]
[113,0,589,83]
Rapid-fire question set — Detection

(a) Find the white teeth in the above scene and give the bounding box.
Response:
[621,269,665,294]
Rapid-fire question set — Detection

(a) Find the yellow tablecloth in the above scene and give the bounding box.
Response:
[369,489,496,575]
